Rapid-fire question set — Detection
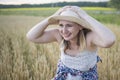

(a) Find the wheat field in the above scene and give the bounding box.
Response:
[0,15,119,80]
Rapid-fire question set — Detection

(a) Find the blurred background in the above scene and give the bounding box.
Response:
[0,0,120,80]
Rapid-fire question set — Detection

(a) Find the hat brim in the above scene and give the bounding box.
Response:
[49,15,92,30]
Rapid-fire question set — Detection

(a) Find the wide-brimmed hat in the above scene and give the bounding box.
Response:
[48,7,98,30]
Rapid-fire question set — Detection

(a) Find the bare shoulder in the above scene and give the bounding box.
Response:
[85,31,97,51]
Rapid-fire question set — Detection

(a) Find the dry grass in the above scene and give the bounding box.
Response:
[0,15,120,80]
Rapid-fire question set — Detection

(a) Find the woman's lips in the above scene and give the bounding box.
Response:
[63,33,71,37]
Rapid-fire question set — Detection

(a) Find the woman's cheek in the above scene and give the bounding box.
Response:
[59,29,63,36]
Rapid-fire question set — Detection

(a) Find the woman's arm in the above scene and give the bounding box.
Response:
[26,18,62,43]
[86,15,116,48]
[70,6,115,48]
[26,18,49,40]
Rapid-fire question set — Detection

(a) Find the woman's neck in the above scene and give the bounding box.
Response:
[70,42,79,50]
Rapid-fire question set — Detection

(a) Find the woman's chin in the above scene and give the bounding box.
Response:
[63,37,71,41]
[63,35,74,41]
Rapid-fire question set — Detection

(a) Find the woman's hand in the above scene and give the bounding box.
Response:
[47,7,63,24]
[48,6,77,24]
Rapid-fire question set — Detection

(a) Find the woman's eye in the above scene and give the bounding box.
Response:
[66,24,73,27]
[59,24,63,27]
[59,24,73,28]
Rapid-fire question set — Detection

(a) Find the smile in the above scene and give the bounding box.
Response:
[63,33,71,38]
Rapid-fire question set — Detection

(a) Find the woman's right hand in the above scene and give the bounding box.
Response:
[48,6,74,24]
[47,8,63,24]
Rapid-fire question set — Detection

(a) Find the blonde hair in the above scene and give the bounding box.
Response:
[60,29,91,52]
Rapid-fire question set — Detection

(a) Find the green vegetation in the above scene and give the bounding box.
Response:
[0,7,58,16]
[0,1,108,8]
[82,7,114,10]
[109,0,120,10]
[0,7,120,25]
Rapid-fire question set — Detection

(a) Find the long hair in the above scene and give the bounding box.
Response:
[60,28,91,52]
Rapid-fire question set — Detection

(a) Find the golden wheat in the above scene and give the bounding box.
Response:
[0,15,119,80]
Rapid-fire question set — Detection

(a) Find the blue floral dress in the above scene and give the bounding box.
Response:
[53,56,101,80]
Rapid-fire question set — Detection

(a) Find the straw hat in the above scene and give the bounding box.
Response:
[48,6,96,30]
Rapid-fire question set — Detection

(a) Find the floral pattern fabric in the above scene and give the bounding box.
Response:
[53,56,101,80]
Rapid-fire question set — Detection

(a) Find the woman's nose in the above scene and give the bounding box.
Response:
[62,27,68,34]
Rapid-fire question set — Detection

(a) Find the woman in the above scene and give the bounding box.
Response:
[26,6,115,80]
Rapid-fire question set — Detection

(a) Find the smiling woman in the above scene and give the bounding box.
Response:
[26,5,115,80]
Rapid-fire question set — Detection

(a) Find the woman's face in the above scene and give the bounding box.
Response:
[59,20,83,41]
